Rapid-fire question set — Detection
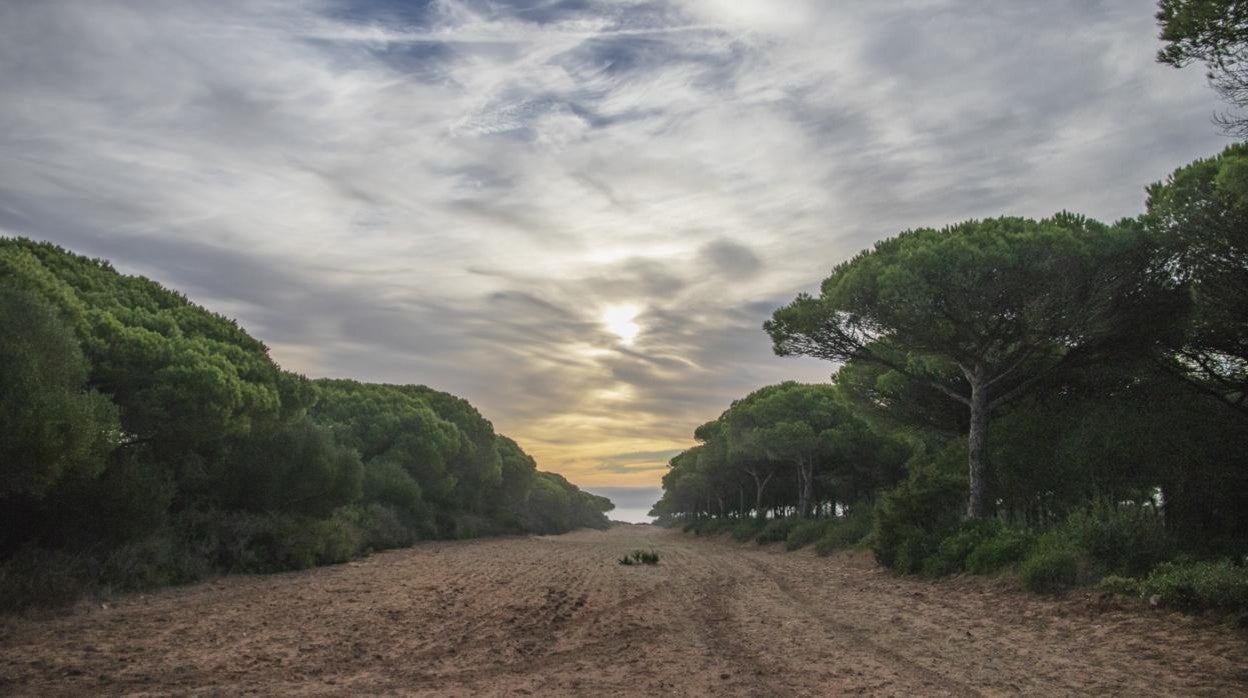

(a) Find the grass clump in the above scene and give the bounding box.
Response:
[618,549,661,566]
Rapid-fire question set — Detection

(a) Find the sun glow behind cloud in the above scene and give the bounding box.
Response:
[0,0,1230,490]
[602,304,641,346]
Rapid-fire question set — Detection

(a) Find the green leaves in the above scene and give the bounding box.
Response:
[0,285,118,498]
[766,214,1166,517]
[1144,144,1248,414]
[1,236,611,574]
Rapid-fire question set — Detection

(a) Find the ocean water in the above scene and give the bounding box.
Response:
[584,487,661,524]
[607,507,655,524]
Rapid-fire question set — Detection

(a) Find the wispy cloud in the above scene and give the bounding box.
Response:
[0,0,1230,486]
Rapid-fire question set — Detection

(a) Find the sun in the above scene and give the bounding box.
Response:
[601,304,641,346]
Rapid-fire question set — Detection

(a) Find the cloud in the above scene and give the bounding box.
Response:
[0,0,1232,488]
[596,449,684,474]
[700,238,762,277]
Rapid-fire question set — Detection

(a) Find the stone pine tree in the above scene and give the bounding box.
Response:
[1157,0,1248,135]
[1144,144,1248,415]
[765,214,1170,518]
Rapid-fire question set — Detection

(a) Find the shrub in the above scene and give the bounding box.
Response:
[922,519,1002,577]
[175,510,363,574]
[814,507,874,556]
[0,547,93,612]
[965,528,1035,575]
[691,519,734,537]
[1098,575,1142,597]
[1139,560,1248,613]
[872,469,965,572]
[732,519,765,542]
[311,514,362,565]
[1019,543,1084,594]
[619,549,660,565]
[100,534,209,591]
[352,503,415,551]
[756,518,802,545]
[1059,504,1172,577]
[785,519,830,551]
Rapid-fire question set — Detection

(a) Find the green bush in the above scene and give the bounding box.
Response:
[1098,575,1142,596]
[732,519,765,542]
[1139,560,1248,613]
[0,547,93,612]
[756,518,802,544]
[785,519,830,551]
[1020,543,1084,594]
[965,528,1035,575]
[352,503,416,551]
[175,510,363,574]
[1059,504,1172,577]
[873,469,966,572]
[922,519,1001,577]
[100,534,209,591]
[814,507,874,555]
[689,518,734,537]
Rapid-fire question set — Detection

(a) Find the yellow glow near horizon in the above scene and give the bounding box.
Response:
[601,304,641,346]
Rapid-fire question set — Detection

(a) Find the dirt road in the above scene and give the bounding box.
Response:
[2,525,1245,696]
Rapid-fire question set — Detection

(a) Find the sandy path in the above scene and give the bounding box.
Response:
[1,525,1245,696]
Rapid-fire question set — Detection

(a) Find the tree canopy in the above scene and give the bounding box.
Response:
[764,214,1166,517]
[0,238,612,603]
[1144,143,1248,414]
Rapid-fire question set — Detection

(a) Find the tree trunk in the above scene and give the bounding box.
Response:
[750,469,774,520]
[966,375,990,518]
[795,460,813,518]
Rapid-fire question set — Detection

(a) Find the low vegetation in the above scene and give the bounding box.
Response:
[618,549,660,566]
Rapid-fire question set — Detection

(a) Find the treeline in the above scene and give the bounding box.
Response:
[0,239,611,611]
[653,145,1248,615]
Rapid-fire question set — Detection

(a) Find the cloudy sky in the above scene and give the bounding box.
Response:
[0,0,1231,499]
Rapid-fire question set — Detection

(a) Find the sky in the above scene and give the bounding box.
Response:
[0,0,1232,513]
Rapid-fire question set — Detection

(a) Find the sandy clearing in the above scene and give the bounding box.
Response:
[1,525,1245,696]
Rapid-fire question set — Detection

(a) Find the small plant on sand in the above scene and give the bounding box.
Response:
[619,549,660,565]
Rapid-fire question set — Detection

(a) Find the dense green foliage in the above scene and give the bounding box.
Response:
[1145,143,1248,414]
[1136,560,1248,614]
[652,381,907,524]
[0,239,611,611]
[656,144,1248,615]
[764,214,1167,517]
